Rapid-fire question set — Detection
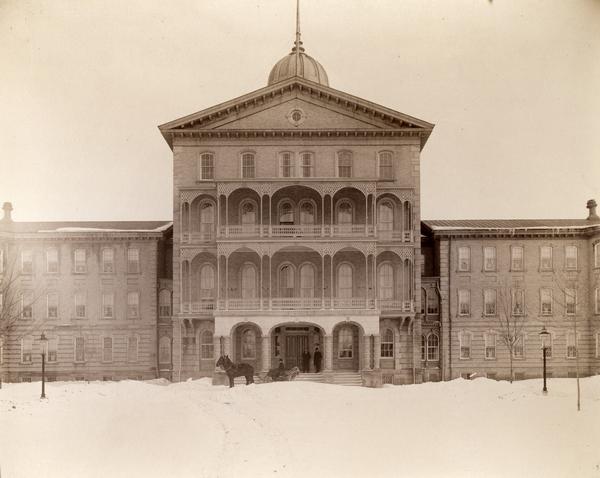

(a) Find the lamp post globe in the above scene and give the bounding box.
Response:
[539,327,550,394]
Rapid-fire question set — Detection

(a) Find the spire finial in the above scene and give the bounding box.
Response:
[294,0,302,74]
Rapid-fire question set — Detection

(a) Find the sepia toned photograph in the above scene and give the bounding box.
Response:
[1,1,599,477]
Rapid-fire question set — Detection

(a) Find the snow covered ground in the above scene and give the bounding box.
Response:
[1,376,599,478]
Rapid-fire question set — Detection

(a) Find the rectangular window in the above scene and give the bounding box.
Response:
[513,335,524,359]
[47,337,58,362]
[46,248,59,273]
[596,288,600,315]
[102,248,114,273]
[458,247,470,271]
[21,336,33,363]
[75,292,86,318]
[127,291,140,318]
[565,245,578,270]
[21,250,33,274]
[595,333,599,358]
[200,153,214,180]
[540,288,553,315]
[485,333,496,359]
[595,243,600,268]
[483,246,496,271]
[459,333,471,359]
[47,292,58,319]
[566,333,577,359]
[241,153,255,179]
[379,152,393,179]
[540,246,553,271]
[102,293,114,319]
[484,289,497,316]
[74,336,85,362]
[127,336,138,362]
[565,289,576,316]
[300,153,314,178]
[337,152,352,178]
[21,291,33,319]
[103,337,113,362]
[280,152,293,178]
[458,289,470,316]
[127,248,140,274]
[512,289,525,316]
[0,248,4,274]
[511,246,524,271]
[73,248,86,273]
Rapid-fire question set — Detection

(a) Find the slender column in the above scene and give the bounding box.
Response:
[259,195,263,237]
[261,336,270,372]
[373,255,378,308]
[225,196,229,237]
[363,335,371,371]
[321,254,325,308]
[259,255,263,308]
[213,336,222,367]
[365,193,368,235]
[365,253,369,308]
[373,334,381,369]
[330,195,334,236]
[324,334,333,371]
[223,335,232,358]
[269,254,272,310]
[216,255,220,307]
[330,254,334,309]
[321,195,324,236]
[225,255,229,307]
[172,318,183,382]
[217,196,221,235]
[268,195,271,236]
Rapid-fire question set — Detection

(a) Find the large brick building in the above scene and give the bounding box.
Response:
[1,25,599,385]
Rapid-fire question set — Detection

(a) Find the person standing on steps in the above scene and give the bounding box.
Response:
[313,345,322,373]
[301,348,311,373]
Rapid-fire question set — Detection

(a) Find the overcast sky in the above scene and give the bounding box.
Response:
[1,0,599,222]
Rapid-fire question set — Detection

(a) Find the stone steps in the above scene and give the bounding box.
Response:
[331,372,363,387]
[230,372,364,386]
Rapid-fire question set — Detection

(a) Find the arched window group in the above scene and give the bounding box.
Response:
[278,199,316,226]
[278,152,314,178]
[337,263,353,298]
[241,264,257,299]
[421,333,439,361]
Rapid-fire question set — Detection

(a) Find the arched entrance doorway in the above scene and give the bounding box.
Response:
[271,323,323,372]
[333,323,361,371]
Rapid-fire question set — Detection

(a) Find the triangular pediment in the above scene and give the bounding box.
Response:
[158,77,434,148]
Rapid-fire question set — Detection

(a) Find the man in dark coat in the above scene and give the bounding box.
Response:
[301,348,311,373]
[313,345,323,373]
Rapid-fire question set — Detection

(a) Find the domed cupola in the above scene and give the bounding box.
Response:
[268,43,329,86]
[267,1,329,86]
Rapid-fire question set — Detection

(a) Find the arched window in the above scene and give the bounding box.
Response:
[279,264,295,298]
[242,329,256,359]
[279,201,294,225]
[378,201,394,234]
[240,201,257,231]
[159,336,171,364]
[337,263,353,299]
[299,201,315,225]
[337,151,353,177]
[300,264,315,298]
[241,152,255,178]
[300,152,314,177]
[378,151,393,179]
[378,263,394,300]
[241,264,257,299]
[381,328,394,357]
[337,201,353,226]
[338,326,353,358]
[427,334,439,361]
[199,153,214,180]
[159,289,172,317]
[199,264,215,299]
[421,335,426,361]
[279,152,294,178]
[200,330,214,359]
[403,202,412,232]
[199,202,215,239]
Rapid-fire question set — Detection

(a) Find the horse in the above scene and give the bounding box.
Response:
[216,355,254,388]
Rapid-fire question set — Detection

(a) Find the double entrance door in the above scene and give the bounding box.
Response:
[285,335,309,368]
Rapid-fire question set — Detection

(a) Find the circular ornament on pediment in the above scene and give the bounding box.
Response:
[287,108,306,127]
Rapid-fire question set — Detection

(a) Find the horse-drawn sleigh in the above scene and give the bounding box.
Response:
[216,355,300,388]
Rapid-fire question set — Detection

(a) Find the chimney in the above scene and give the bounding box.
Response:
[587,199,599,221]
[1,202,13,222]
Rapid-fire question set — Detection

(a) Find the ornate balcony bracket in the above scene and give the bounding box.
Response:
[216,241,377,258]
[215,181,377,198]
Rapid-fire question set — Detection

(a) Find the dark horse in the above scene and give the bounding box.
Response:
[216,355,254,388]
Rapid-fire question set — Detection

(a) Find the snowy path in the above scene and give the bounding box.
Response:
[1,377,599,477]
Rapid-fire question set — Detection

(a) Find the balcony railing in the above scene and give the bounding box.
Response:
[213,225,407,239]
[181,298,414,313]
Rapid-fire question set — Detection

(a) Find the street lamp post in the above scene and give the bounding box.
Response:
[539,327,549,395]
[40,332,48,399]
